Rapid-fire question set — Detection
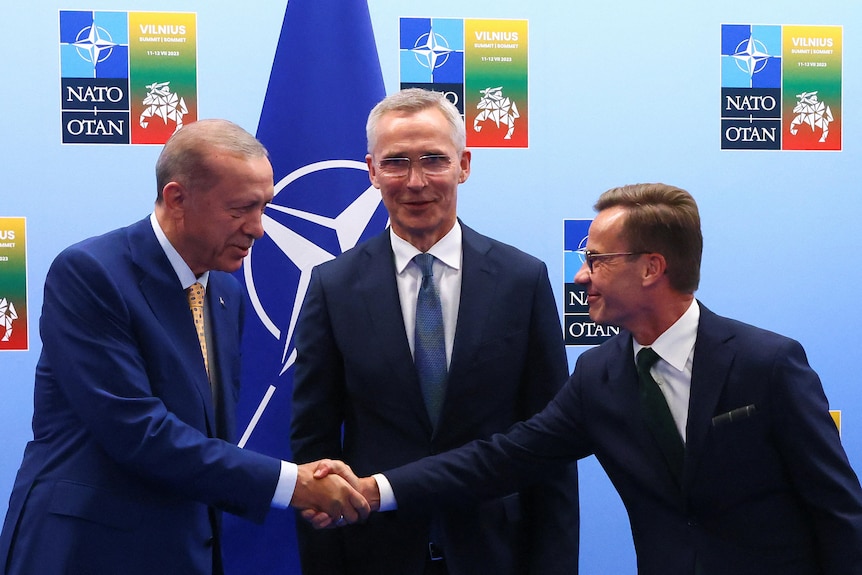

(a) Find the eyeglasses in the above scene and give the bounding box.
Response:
[575,249,650,272]
[376,154,453,177]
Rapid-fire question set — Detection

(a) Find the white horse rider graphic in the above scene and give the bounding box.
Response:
[139,81,189,134]
[789,91,833,143]
[0,298,17,342]
[473,86,520,140]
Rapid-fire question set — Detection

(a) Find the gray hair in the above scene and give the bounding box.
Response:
[366,88,465,154]
[155,119,269,201]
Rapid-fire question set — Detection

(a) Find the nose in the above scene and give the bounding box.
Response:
[573,261,591,285]
[405,163,427,187]
[246,210,266,240]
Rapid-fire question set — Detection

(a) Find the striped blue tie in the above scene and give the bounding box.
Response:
[413,253,447,427]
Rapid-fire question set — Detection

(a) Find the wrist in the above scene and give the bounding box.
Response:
[361,477,381,512]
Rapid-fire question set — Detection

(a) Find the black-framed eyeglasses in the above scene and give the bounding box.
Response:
[575,249,650,272]
[376,154,453,177]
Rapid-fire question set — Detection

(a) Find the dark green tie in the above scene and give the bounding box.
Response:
[636,347,684,485]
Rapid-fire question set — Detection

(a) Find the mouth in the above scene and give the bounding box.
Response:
[236,238,254,251]
[404,197,435,206]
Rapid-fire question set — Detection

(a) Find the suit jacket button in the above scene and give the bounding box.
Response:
[205,536,215,548]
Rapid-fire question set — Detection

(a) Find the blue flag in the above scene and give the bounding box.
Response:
[223,0,386,572]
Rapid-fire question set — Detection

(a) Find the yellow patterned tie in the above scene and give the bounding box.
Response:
[186,282,209,377]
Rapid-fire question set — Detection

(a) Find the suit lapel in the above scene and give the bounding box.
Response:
[684,303,735,487]
[356,231,431,427]
[446,224,495,385]
[613,308,736,497]
[207,274,240,440]
[613,334,688,496]
[129,219,217,435]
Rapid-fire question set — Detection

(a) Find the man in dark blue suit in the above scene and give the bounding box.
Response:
[316,183,862,574]
[290,88,579,574]
[0,119,368,575]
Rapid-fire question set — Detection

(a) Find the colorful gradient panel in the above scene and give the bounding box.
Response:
[782,25,842,151]
[0,218,28,351]
[129,12,197,144]
[465,19,529,148]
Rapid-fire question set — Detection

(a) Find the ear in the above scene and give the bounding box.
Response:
[642,253,667,287]
[366,154,381,189]
[458,149,471,183]
[161,181,186,212]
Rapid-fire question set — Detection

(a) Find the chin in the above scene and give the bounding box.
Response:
[216,260,243,273]
[588,311,606,325]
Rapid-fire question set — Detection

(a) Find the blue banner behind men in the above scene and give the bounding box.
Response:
[222,0,386,572]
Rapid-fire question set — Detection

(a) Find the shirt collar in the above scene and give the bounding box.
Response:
[150,212,209,290]
[390,221,462,273]
[633,299,699,371]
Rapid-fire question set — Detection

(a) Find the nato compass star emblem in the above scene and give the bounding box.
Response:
[411,25,453,71]
[72,22,118,66]
[732,36,772,77]
[243,160,387,376]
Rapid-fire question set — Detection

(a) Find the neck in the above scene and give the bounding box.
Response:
[392,220,456,254]
[630,294,695,346]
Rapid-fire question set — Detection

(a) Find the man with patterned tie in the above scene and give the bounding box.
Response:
[0,119,368,575]
[290,88,579,575]
[317,182,862,575]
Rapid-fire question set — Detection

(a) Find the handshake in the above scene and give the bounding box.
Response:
[290,460,380,528]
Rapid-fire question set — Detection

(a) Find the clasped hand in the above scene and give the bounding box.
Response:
[290,460,372,526]
[294,459,380,529]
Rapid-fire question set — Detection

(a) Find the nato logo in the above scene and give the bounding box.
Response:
[400,18,465,114]
[721,25,781,88]
[721,24,781,150]
[59,10,130,144]
[60,10,129,79]
[563,219,619,346]
[242,161,388,377]
[400,18,464,84]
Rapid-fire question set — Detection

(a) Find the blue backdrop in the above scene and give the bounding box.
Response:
[2,1,860,573]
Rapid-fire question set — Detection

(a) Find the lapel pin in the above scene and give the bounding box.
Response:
[219,297,225,308]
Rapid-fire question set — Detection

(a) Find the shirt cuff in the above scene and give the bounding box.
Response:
[271,460,297,509]
[373,473,397,512]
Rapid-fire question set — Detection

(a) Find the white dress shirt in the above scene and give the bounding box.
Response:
[375,222,464,512]
[377,294,702,509]
[390,221,463,366]
[633,299,699,441]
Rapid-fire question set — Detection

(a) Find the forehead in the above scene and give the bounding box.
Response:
[207,150,270,175]
[588,207,628,248]
[206,153,273,197]
[373,108,455,154]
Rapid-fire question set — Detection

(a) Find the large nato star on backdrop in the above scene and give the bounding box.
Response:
[243,161,383,375]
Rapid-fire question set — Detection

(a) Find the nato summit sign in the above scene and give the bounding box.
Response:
[400,17,529,148]
[563,219,619,347]
[59,10,198,145]
[0,218,27,352]
[720,24,842,151]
